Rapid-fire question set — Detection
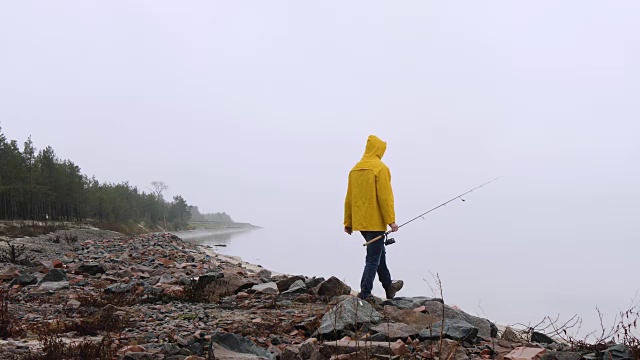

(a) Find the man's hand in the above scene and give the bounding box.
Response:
[389,222,399,232]
[344,226,352,235]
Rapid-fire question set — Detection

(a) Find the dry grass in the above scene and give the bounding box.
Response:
[21,334,120,360]
[0,239,31,265]
[32,304,130,338]
[0,223,66,238]
[0,289,25,339]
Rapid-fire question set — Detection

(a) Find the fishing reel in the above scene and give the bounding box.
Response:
[384,234,396,246]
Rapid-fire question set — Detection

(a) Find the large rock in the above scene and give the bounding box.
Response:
[9,273,38,286]
[370,322,420,341]
[158,273,177,285]
[421,300,497,340]
[256,269,272,281]
[505,347,546,360]
[78,262,106,275]
[251,282,278,294]
[541,351,583,360]
[281,346,300,360]
[531,331,555,344]
[305,277,325,289]
[209,331,276,360]
[0,266,20,280]
[602,345,633,360]
[502,327,521,342]
[299,338,322,360]
[39,269,67,283]
[381,296,443,309]
[216,273,261,297]
[39,281,70,291]
[316,296,383,340]
[383,305,439,330]
[276,275,305,292]
[438,339,470,360]
[105,282,136,294]
[197,272,223,285]
[283,280,307,294]
[319,340,394,358]
[419,319,479,343]
[316,276,351,298]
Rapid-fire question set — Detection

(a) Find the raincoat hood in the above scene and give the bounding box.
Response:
[362,135,387,160]
[344,134,395,231]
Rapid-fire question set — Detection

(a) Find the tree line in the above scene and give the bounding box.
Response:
[0,126,199,230]
[189,206,233,223]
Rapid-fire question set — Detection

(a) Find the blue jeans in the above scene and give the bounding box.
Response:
[359,231,392,299]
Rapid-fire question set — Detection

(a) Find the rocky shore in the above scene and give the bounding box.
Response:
[0,230,634,360]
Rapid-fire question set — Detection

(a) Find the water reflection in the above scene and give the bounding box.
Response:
[174,229,249,246]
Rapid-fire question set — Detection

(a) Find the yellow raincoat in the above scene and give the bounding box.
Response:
[344,135,396,231]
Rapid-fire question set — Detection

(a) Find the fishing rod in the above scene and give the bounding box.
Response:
[363,176,502,246]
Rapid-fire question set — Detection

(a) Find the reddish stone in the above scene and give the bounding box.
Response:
[162,286,184,297]
[0,266,20,280]
[159,258,174,267]
[391,340,408,355]
[505,347,546,360]
[52,260,63,268]
[93,281,110,289]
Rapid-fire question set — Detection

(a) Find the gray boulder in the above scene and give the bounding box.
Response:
[502,326,521,342]
[105,282,136,294]
[281,346,300,360]
[421,300,497,340]
[257,269,272,281]
[251,282,279,294]
[542,351,583,360]
[78,262,106,275]
[419,318,478,343]
[439,339,470,360]
[283,280,307,294]
[320,340,394,358]
[316,276,351,298]
[39,281,70,291]
[381,296,443,309]
[209,331,276,360]
[198,271,223,285]
[305,277,325,289]
[602,344,633,360]
[532,331,555,344]
[276,275,305,292]
[370,322,420,342]
[39,269,67,283]
[316,296,383,340]
[10,273,37,286]
[299,338,322,360]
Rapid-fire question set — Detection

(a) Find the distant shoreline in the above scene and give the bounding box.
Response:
[187,221,261,232]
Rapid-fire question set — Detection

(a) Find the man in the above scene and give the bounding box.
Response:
[344,135,403,300]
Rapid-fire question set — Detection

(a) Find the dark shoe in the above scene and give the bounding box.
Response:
[356,294,383,310]
[385,280,404,299]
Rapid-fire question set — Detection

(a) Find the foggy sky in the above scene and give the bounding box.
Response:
[1,1,639,333]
